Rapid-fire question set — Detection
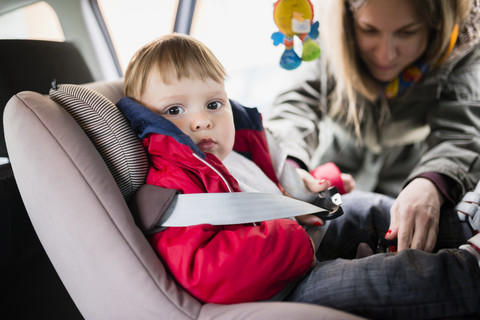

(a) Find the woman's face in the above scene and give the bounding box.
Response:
[353,0,430,82]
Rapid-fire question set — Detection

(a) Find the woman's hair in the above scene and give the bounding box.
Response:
[124,33,227,100]
[319,0,473,137]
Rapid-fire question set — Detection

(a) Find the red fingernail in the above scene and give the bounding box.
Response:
[314,221,323,226]
[318,179,326,184]
[385,230,392,239]
[389,246,397,253]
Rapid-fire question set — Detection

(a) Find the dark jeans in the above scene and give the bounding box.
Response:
[318,191,472,260]
[287,191,480,319]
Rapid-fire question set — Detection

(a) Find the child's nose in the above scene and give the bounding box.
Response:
[191,113,212,131]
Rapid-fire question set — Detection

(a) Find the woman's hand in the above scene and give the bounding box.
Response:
[295,168,330,227]
[385,178,444,252]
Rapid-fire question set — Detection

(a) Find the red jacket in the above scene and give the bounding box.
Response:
[117,98,315,304]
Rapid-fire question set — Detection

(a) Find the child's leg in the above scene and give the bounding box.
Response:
[317,191,393,260]
[318,190,472,260]
[288,247,480,319]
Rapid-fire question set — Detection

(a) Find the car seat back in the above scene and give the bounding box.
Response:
[4,83,202,319]
[4,80,363,319]
[1,39,94,319]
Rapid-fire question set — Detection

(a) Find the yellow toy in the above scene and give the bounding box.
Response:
[271,0,321,70]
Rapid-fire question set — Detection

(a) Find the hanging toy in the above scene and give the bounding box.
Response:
[271,0,320,70]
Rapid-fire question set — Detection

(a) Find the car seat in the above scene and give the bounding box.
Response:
[0,39,94,319]
[3,80,364,320]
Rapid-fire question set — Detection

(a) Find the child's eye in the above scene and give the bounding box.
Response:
[166,106,184,115]
[207,101,222,110]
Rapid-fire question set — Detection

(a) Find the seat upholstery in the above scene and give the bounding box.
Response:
[3,81,364,319]
[1,40,95,319]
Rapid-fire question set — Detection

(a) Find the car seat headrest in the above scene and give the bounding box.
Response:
[50,83,148,201]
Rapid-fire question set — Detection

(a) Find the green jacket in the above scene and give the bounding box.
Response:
[266,7,480,201]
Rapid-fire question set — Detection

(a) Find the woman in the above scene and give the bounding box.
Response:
[267,0,480,253]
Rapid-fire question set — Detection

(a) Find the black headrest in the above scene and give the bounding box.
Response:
[0,39,95,157]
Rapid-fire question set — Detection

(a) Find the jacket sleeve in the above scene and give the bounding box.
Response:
[150,219,314,304]
[408,48,480,200]
[265,61,326,169]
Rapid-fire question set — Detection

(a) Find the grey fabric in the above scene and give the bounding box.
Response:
[198,302,364,319]
[84,79,125,104]
[4,87,363,319]
[50,83,148,201]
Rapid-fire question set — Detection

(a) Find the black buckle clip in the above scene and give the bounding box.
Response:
[312,186,343,220]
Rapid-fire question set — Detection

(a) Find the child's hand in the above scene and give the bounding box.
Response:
[341,173,356,193]
[297,168,330,193]
[295,168,329,227]
[311,162,355,194]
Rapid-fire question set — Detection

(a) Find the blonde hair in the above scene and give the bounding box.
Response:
[124,33,227,100]
[319,0,473,138]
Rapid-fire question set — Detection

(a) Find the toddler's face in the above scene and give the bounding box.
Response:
[140,72,235,161]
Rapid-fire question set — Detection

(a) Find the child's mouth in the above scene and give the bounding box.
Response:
[197,138,216,152]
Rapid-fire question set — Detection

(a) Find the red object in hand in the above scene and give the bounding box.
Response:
[310,162,346,194]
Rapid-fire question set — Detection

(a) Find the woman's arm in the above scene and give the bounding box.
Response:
[266,62,326,169]
[388,48,480,251]
[408,53,480,200]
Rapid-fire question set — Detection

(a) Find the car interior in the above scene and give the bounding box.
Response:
[1,0,364,319]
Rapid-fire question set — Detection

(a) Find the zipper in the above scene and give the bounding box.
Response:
[192,153,233,192]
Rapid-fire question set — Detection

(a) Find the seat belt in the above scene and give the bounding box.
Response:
[148,191,340,251]
[159,192,329,227]
[145,177,332,250]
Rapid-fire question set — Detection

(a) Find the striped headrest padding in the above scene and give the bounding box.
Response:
[50,83,149,201]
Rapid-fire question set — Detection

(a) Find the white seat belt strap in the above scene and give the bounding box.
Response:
[159,192,328,227]
[159,192,330,251]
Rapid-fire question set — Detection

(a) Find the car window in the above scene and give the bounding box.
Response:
[97,0,178,70]
[0,1,64,165]
[0,1,64,41]
[190,0,287,111]
[95,0,321,112]
[190,0,321,112]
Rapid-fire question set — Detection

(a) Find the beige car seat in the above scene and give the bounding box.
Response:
[1,39,94,319]
[4,80,363,320]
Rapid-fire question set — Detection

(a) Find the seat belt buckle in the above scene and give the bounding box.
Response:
[312,186,344,220]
